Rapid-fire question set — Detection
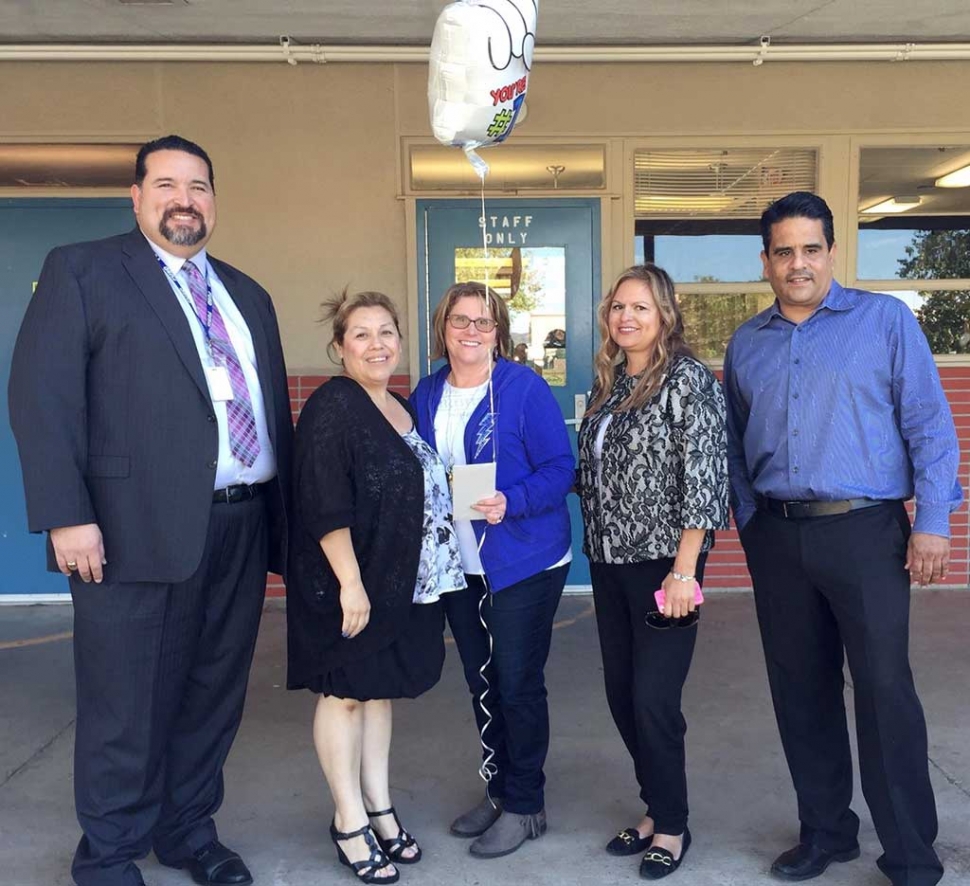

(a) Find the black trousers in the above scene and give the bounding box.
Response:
[741,501,942,886]
[443,566,567,815]
[589,556,705,835]
[70,497,268,886]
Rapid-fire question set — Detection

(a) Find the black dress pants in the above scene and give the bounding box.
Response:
[69,496,268,886]
[589,556,705,835]
[741,501,942,886]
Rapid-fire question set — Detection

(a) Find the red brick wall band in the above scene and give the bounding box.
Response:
[268,369,970,596]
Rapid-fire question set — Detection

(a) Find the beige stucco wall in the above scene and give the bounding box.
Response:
[2,58,970,373]
[0,61,404,375]
[400,59,970,135]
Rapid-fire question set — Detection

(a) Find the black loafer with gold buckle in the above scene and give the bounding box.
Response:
[606,827,651,856]
[640,828,691,879]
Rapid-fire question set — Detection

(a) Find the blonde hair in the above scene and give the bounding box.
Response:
[320,288,401,362]
[587,264,695,415]
[430,281,513,361]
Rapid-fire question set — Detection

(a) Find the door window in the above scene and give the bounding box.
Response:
[454,246,568,386]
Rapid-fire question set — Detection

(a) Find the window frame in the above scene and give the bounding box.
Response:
[620,133,970,366]
[623,135,829,366]
[847,134,970,363]
[847,135,970,292]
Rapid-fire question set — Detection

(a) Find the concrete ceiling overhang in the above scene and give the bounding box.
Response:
[1,0,969,47]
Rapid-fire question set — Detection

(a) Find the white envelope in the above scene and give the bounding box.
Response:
[451,462,497,521]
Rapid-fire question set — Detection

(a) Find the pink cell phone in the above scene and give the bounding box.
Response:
[654,583,704,609]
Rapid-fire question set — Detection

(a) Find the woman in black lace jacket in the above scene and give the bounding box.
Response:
[578,264,728,880]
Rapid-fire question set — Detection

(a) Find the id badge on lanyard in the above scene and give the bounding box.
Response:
[156,253,236,403]
[205,364,234,401]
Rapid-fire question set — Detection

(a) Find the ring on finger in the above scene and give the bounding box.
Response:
[66,561,78,570]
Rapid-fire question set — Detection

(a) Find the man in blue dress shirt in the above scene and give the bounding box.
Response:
[724,192,962,886]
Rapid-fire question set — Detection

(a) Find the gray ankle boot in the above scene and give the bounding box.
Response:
[469,809,547,859]
[450,796,503,837]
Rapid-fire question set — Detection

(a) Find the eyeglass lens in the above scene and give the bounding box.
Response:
[448,315,496,332]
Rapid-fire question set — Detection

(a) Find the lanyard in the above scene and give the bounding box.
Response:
[155,254,215,352]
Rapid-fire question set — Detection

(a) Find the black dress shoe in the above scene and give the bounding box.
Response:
[771,842,860,881]
[163,840,254,886]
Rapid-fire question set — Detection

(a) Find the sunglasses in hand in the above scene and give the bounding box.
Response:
[646,583,703,630]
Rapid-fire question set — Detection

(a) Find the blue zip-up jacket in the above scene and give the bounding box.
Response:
[410,358,574,592]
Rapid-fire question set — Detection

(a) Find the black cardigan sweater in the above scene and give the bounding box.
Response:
[286,376,424,689]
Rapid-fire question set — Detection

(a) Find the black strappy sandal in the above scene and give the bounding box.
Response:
[366,806,423,864]
[329,819,400,884]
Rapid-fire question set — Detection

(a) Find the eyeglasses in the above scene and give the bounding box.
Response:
[645,609,700,630]
[447,314,498,333]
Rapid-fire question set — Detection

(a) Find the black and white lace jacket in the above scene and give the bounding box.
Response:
[578,356,729,564]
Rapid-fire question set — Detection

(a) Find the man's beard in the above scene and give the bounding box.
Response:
[159,207,207,247]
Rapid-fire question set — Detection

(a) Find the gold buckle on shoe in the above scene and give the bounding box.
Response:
[642,851,672,866]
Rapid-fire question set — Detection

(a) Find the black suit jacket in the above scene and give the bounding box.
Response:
[8,228,293,583]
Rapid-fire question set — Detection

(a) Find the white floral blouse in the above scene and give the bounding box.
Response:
[402,428,467,603]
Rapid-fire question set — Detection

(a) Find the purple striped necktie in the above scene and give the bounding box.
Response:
[182,259,261,468]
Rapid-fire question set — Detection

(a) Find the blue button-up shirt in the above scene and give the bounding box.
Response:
[723,281,963,536]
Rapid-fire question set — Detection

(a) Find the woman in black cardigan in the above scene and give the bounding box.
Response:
[287,291,464,884]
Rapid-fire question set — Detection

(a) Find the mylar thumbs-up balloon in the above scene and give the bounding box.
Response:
[428,0,538,177]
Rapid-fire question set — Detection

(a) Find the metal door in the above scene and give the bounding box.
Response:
[1,199,133,597]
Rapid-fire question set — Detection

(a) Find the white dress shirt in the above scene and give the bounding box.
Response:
[150,238,276,489]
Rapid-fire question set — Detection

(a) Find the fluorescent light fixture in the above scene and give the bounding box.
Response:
[860,196,922,214]
[635,194,735,212]
[935,164,970,188]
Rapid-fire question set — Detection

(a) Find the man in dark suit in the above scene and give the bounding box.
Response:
[8,135,293,886]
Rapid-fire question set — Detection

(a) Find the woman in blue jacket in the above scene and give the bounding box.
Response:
[411,281,574,860]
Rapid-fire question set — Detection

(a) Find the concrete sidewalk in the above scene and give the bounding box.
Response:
[1,592,968,885]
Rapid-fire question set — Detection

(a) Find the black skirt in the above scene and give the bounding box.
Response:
[297,600,445,700]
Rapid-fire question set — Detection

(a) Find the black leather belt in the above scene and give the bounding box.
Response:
[758,497,889,519]
[213,483,264,504]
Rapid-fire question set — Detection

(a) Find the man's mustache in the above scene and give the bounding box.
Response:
[162,206,203,223]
